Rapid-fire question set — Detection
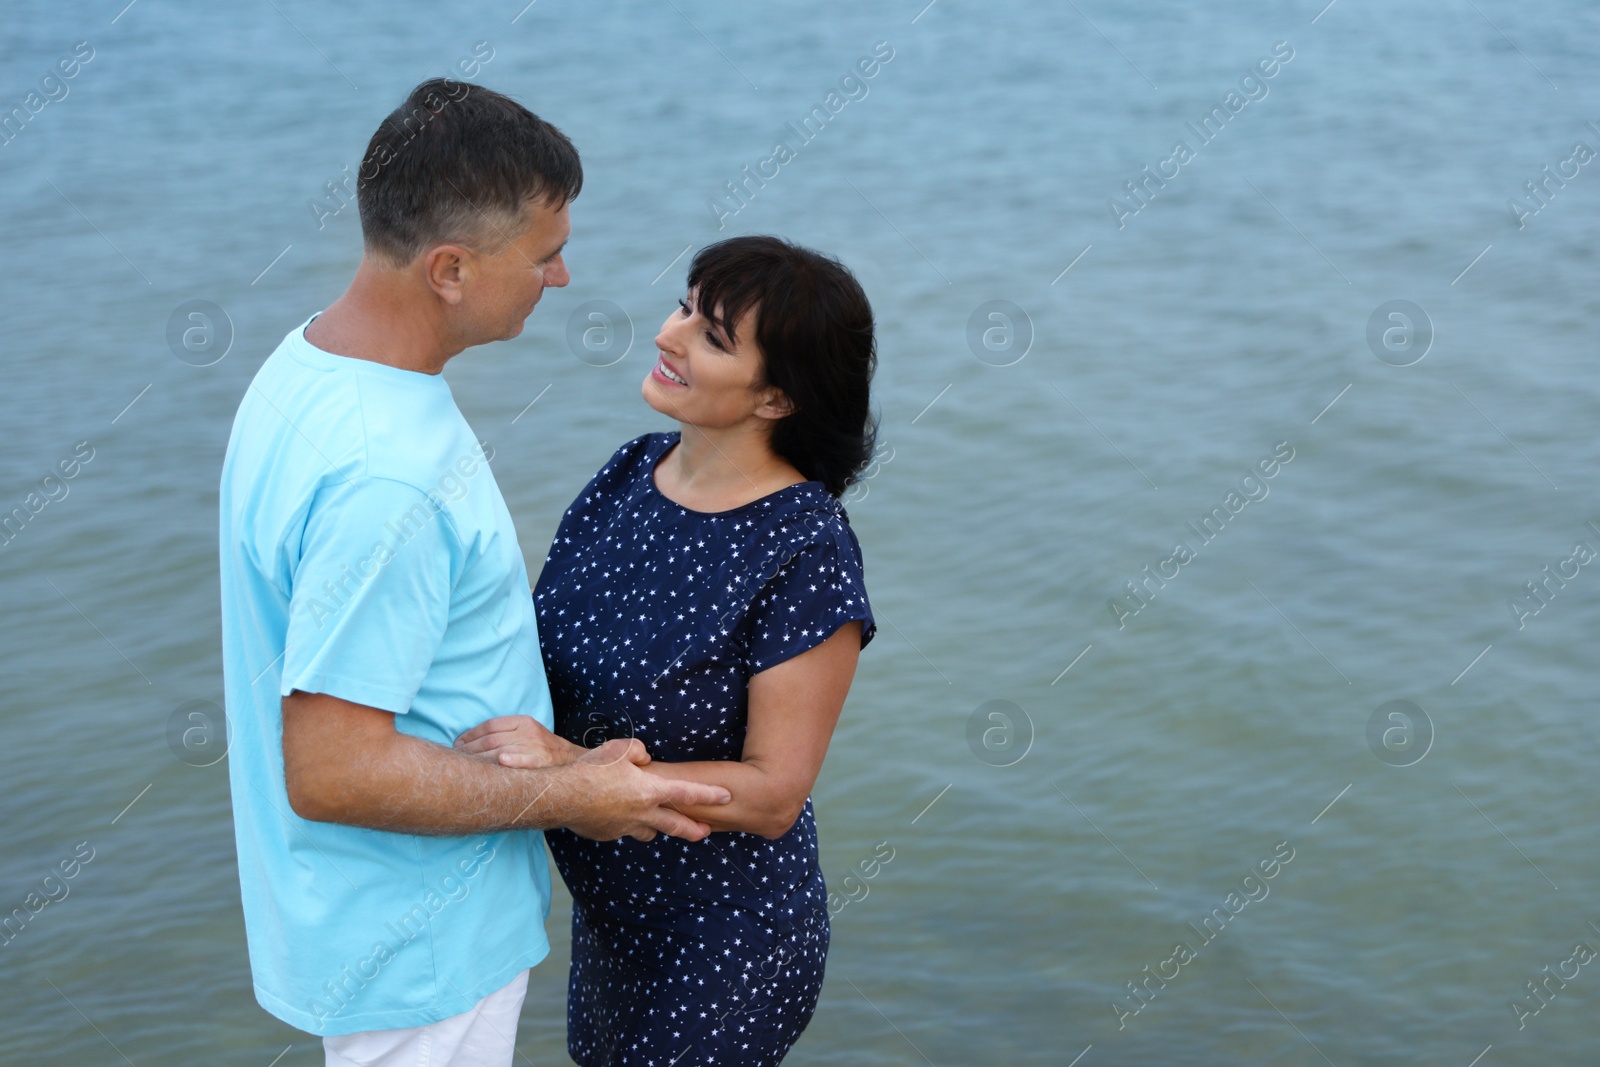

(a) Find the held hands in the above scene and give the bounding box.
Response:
[561,738,731,843]
[454,718,731,843]
[455,715,584,769]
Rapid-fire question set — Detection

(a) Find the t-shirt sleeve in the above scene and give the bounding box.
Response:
[281,476,459,714]
[743,522,875,675]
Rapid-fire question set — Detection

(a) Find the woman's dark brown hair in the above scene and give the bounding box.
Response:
[687,236,877,497]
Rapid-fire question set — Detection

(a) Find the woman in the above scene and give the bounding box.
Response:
[458,235,877,1065]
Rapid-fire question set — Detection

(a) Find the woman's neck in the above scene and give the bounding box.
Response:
[657,422,805,512]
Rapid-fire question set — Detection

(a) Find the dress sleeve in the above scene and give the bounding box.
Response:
[743,521,875,675]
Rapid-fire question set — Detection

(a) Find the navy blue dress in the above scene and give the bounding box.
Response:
[534,433,875,1067]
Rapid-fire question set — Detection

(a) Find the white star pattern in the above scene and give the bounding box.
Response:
[534,434,874,1066]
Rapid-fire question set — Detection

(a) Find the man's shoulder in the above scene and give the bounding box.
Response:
[230,335,369,485]
[232,332,472,497]
[352,374,478,492]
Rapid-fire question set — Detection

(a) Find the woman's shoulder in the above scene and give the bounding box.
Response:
[597,432,674,477]
[745,486,864,568]
[553,433,673,531]
[575,433,675,495]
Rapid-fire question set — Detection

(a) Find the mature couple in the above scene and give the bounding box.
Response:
[218,79,877,1066]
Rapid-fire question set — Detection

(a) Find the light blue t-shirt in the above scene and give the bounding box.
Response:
[218,314,553,1036]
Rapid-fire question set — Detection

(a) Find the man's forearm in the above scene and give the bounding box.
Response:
[291,729,579,835]
[281,691,731,842]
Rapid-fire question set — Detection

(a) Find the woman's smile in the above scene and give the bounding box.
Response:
[651,353,688,387]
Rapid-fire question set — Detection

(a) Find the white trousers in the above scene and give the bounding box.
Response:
[323,969,529,1067]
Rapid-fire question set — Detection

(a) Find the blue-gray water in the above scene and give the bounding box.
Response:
[3,1,1598,1063]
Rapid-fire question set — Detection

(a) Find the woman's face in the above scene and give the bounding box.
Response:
[642,289,789,429]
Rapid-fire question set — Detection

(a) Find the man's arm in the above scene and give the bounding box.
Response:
[455,623,861,839]
[281,690,730,841]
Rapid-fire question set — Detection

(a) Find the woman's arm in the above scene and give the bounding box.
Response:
[456,621,863,838]
[640,621,862,838]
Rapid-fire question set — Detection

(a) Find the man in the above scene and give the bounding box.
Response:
[217,78,728,1066]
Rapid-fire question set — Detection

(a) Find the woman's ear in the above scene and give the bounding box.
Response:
[754,387,795,421]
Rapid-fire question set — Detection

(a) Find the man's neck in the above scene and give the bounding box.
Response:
[304,257,461,376]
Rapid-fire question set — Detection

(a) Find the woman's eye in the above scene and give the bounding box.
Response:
[704,330,724,350]
[677,298,690,316]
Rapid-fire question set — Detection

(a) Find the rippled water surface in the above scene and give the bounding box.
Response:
[3,1,1598,1063]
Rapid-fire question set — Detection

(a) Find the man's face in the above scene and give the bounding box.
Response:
[459,197,571,343]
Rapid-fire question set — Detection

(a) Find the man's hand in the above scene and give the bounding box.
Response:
[455,715,584,769]
[560,738,730,843]
[452,718,728,839]
[281,690,729,841]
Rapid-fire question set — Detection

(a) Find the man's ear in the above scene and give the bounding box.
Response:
[754,387,795,421]
[422,244,472,305]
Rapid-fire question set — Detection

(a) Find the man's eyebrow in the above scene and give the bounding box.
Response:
[541,239,567,261]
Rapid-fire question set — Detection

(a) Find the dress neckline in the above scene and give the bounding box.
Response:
[644,433,824,518]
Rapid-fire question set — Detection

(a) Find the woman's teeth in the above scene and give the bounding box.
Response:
[659,361,687,385]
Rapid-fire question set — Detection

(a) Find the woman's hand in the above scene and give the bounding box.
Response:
[454,715,585,769]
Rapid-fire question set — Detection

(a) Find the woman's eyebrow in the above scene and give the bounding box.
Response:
[700,301,732,346]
